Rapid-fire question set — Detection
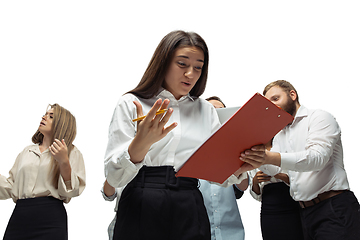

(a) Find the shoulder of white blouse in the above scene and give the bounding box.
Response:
[117,93,140,105]
[69,146,83,159]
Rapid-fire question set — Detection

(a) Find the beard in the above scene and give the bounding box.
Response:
[283,95,297,116]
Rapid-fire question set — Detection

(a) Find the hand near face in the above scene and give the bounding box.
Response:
[134,98,177,144]
[129,99,177,163]
[50,139,69,164]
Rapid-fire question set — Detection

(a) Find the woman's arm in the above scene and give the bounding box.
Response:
[251,171,271,195]
[50,139,71,182]
[57,146,86,199]
[274,173,290,184]
[103,180,116,197]
[105,96,177,188]
[0,151,22,200]
[129,99,177,163]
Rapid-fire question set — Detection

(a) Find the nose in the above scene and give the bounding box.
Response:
[184,67,194,79]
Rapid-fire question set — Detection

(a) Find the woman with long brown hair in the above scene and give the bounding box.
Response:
[0,103,86,240]
[104,30,265,240]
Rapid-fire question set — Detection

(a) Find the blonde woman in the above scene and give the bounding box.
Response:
[0,104,86,240]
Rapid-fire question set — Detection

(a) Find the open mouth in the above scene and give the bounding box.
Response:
[182,82,191,86]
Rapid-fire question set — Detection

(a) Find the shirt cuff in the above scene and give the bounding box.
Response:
[280,152,297,170]
[221,173,248,187]
[249,187,262,201]
[259,164,281,177]
[106,150,144,188]
[101,188,117,201]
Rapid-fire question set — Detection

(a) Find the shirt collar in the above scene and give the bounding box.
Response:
[29,144,49,157]
[291,105,308,125]
[294,105,308,119]
[156,88,195,102]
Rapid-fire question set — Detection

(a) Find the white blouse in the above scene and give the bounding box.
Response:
[0,144,86,203]
[248,166,288,201]
[104,89,245,188]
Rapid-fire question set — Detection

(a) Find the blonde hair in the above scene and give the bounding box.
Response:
[32,103,77,187]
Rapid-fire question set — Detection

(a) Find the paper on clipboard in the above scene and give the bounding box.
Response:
[175,93,294,184]
[216,106,241,124]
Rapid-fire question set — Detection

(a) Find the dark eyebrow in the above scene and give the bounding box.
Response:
[176,55,204,63]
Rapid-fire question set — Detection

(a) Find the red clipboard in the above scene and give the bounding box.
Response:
[175,93,294,184]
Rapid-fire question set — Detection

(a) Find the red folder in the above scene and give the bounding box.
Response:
[175,93,294,184]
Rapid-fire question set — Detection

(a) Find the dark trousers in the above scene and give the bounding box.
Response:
[3,197,67,240]
[113,166,211,240]
[300,190,360,240]
[261,182,304,240]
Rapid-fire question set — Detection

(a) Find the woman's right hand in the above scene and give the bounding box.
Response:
[128,99,177,163]
[253,171,271,185]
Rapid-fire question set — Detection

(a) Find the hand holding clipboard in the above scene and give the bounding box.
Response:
[176,93,294,184]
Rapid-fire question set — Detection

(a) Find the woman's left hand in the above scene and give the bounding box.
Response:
[50,139,69,164]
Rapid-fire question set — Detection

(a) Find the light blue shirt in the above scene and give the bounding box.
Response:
[199,180,245,240]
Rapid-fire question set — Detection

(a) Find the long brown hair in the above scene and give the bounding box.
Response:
[32,103,77,187]
[127,30,209,99]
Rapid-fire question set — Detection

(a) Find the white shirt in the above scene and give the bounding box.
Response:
[272,105,349,201]
[104,89,245,188]
[0,144,86,203]
[248,166,288,201]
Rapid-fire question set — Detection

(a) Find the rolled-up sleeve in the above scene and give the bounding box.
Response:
[0,152,21,200]
[58,147,86,203]
[104,96,147,188]
[248,169,263,201]
[0,174,14,200]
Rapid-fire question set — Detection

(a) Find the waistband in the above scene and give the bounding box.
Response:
[263,182,289,192]
[128,166,199,190]
[16,196,63,207]
[299,190,347,209]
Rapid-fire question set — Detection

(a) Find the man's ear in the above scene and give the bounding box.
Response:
[289,90,297,101]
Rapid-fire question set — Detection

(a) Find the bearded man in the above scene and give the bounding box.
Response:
[243,80,360,239]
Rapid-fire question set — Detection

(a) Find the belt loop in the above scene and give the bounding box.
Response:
[165,166,180,189]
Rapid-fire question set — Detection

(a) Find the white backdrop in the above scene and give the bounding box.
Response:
[1,1,359,239]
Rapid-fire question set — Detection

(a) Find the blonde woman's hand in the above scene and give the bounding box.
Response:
[50,139,69,164]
